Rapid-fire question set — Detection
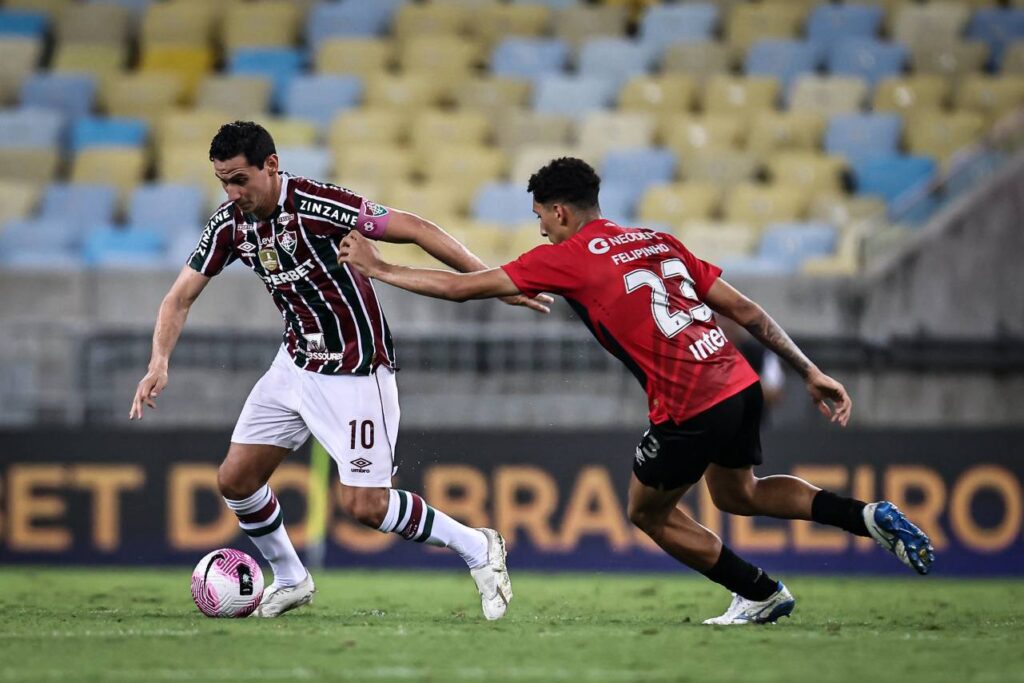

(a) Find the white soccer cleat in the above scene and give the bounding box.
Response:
[251,572,315,618]
[470,528,512,620]
[863,501,935,575]
[702,582,795,625]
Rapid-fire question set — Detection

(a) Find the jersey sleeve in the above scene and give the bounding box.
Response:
[295,180,391,240]
[500,243,579,298]
[665,233,722,299]
[187,205,238,276]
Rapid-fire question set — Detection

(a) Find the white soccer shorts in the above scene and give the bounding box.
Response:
[231,346,400,487]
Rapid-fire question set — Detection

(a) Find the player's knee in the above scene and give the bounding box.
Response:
[627,503,664,535]
[340,487,388,528]
[217,463,260,501]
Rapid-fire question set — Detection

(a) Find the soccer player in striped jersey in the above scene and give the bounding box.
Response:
[129,122,550,618]
[338,157,935,625]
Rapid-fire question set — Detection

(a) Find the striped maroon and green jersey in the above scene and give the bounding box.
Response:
[187,173,397,376]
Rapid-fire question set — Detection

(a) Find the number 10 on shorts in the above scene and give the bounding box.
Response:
[349,419,375,449]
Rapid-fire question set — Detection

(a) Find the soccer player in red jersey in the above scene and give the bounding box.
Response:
[338,157,935,624]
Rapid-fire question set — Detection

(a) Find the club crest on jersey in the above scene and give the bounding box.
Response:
[303,332,326,352]
[363,201,388,218]
[278,229,297,255]
[258,248,279,272]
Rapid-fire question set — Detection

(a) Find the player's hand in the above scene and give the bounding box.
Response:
[805,369,852,427]
[129,367,168,420]
[500,293,554,314]
[338,231,382,276]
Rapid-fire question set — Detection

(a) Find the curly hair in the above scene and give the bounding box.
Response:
[209,121,276,169]
[527,157,601,210]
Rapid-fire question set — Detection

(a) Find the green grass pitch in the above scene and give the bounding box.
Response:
[1,568,1021,683]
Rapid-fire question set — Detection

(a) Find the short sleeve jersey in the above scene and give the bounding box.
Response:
[187,173,396,376]
[501,220,759,424]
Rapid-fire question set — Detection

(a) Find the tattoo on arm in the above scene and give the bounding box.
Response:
[743,309,816,379]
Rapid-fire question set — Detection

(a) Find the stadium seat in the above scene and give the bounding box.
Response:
[473,3,551,50]
[746,110,825,155]
[554,4,629,53]
[70,117,147,152]
[911,42,989,86]
[71,148,146,201]
[128,183,205,234]
[824,113,903,162]
[702,75,780,120]
[745,40,821,92]
[222,0,299,51]
[660,114,746,154]
[282,75,362,129]
[305,0,399,45]
[808,193,887,227]
[156,145,224,208]
[154,110,227,153]
[598,182,645,224]
[491,38,569,80]
[3,0,69,20]
[139,45,215,100]
[872,75,950,115]
[0,219,79,263]
[601,148,676,187]
[494,110,572,153]
[966,8,1024,67]
[723,183,807,226]
[0,37,42,105]
[82,225,167,268]
[789,76,869,117]
[55,2,130,45]
[806,4,884,54]
[679,150,760,188]
[904,110,987,164]
[255,116,316,147]
[315,38,392,79]
[228,48,303,111]
[0,108,64,149]
[892,2,971,54]
[40,183,118,225]
[0,179,40,227]
[0,148,59,184]
[726,2,806,57]
[453,77,531,115]
[578,38,657,89]
[140,1,216,47]
[660,42,732,83]
[278,147,332,180]
[101,73,185,122]
[394,2,468,42]
[418,145,506,193]
[576,111,656,160]
[510,144,581,185]
[329,108,408,149]
[676,221,760,262]
[955,74,1024,123]
[19,73,96,120]
[1001,41,1024,74]
[195,76,272,117]
[365,74,446,109]
[639,3,719,51]
[411,111,491,152]
[850,155,937,204]
[619,75,697,116]
[51,43,126,79]
[758,222,838,271]
[637,182,722,226]
[472,182,539,226]
[766,153,847,194]
[334,143,414,195]
[827,40,908,88]
[533,75,619,118]
[389,180,465,219]
[399,36,479,97]
[0,10,48,38]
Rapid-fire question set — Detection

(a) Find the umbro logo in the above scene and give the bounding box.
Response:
[350,457,372,473]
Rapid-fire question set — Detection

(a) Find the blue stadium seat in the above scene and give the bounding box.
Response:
[0,219,79,258]
[92,0,152,15]
[128,184,205,234]
[0,10,47,37]
[279,146,332,180]
[40,184,118,225]
[600,182,645,225]
[472,182,536,227]
[228,48,304,110]
[851,155,937,205]
[70,117,147,152]
[758,222,838,271]
[165,228,204,267]
[639,4,718,51]
[533,75,619,118]
[806,4,883,54]
[824,113,903,163]
[0,108,64,148]
[282,75,361,129]
[82,225,167,268]
[966,8,1024,67]
[19,73,96,120]
[745,40,821,92]
[578,38,657,88]
[827,40,908,87]
[491,38,569,81]
[600,148,676,188]
[306,0,401,44]
[716,255,792,276]
[512,0,575,7]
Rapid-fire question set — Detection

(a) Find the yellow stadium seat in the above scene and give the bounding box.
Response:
[400,35,481,72]
[51,43,125,79]
[154,110,230,157]
[857,0,910,32]
[376,240,442,269]
[575,112,656,161]
[619,75,697,116]
[494,110,573,154]
[789,76,868,117]
[157,144,220,186]
[55,2,130,45]
[221,0,299,51]
[101,73,186,123]
[660,114,745,154]
[394,3,469,43]
[334,144,414,196]
[418,145,506,190]
[661,42,732,83]
[195,76,272,117]
[410,111,491,152]
[0,37,42,105]
[0,180,41,226]
[447,221,510,263]
[71,147,147,202]
[502,225,546,257]
[676,222,759,261]
[473,3,550,49]
[911,42,988,84]
[0,149,59,184]
[4,0,69,19]
[453,77,531,115]
[510,145,586,186]
[723,183,807,227]
[746,110,825,155]
[955,74,1024,123]
[330,109,409,149]
[702,75,780,120]
[253,117,317,147]
[316,38,393,78]
[893,2,970,53]
[141,1,217,48]
[678,150,759,188]
[555,5,629,52]
[388,180,467,219]
[766,153,847,194]
[807,194,887,228]
[365,74,447,110]
[873,76,951,115]
[637,182,722,226]
[1002,41,1024,74]
[905,110,987,163]
[140,45,215,101]
[726,2,805,56]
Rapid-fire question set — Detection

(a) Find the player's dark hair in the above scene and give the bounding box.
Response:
[527,157,601,210]
[209,121,276,169]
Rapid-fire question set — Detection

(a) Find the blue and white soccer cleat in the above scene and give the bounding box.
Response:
[863,501,935,575]
[702,583,795,625]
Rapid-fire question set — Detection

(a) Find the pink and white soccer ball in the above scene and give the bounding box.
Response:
[191,548,265,618]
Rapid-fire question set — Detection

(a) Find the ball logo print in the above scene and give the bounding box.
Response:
[588,238,610,254]
[190,548,265,618]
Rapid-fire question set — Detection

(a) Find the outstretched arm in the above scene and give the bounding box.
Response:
[129,266,211,420]
[704,278,852,426]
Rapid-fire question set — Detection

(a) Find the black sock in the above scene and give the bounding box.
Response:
[701,545,779,601]
[812,490,870,537]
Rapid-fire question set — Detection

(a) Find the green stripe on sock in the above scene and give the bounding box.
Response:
[244,509,283,537]
[395,490,408,533]
[416,506,435,543]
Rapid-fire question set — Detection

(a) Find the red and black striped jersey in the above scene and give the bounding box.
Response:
[187,173,396,375]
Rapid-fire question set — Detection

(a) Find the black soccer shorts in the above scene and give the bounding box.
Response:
[633,381,764,490]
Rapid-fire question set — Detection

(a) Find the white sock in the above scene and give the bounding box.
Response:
[378,489,489,569]
[224,484,306,587]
